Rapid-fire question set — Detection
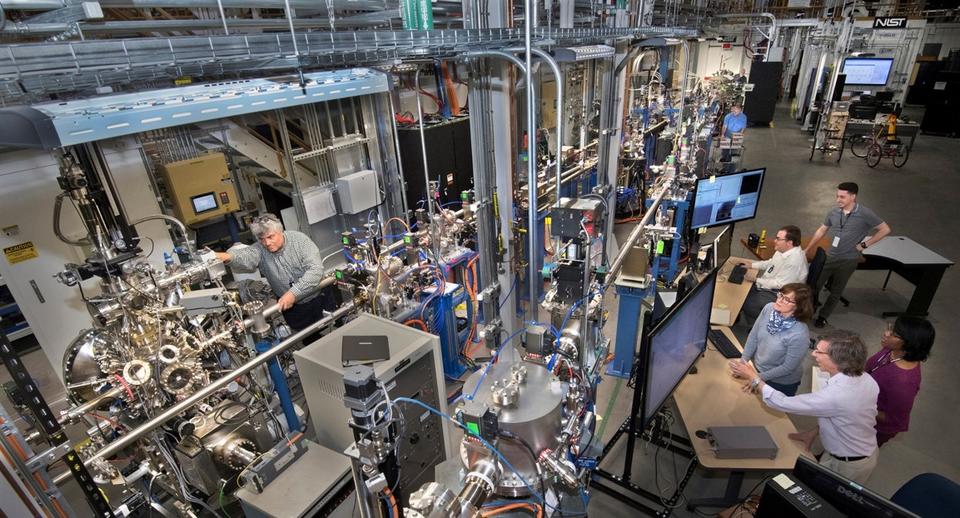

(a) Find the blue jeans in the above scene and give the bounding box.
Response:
[766,380,800,396]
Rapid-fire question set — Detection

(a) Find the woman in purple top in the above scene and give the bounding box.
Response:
[866,316,935,447]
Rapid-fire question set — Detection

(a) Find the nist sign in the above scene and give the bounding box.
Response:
[874,17,908,29]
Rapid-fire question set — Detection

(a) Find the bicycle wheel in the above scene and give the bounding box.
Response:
[866,144,882,168]
[893,145,910,168]
[849,136,870,158]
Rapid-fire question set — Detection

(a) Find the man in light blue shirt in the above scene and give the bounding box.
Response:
[721,103,747,162]
[722,103,747,138]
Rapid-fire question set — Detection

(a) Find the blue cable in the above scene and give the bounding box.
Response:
[497,277,517,311]
[381,494,394,518]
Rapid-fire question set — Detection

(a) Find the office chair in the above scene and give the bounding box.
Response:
[891,473,960,518]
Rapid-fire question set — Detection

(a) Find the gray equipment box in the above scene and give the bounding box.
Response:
[235,440,353,518]
[708,425,779,459]
[293,314,452,502]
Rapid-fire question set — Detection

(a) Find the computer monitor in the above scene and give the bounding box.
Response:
[713,224,733,269]
[792,457,919,518]
[691,168,765,230]
[191,192,219,214]
[842,57,894,86]
[640,268,717,427]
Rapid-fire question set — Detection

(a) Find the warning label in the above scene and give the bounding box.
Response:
[4,241,39,264]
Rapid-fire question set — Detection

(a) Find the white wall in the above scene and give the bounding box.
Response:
[0,138,175,383]
[693,41,753,80]
[922,23,960,59]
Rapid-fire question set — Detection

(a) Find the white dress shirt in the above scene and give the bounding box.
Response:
[761,372,879,457]
[752,246,808,291]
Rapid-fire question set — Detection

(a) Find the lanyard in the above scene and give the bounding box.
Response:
[839,204,857,230]
[868,349,902,374]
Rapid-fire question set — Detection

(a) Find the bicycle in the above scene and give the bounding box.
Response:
[865,136,910,168]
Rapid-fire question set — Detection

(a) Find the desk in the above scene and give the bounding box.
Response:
[674,326,809,509]
[711,259,755,326]
[843,118,921,157]
[861,236,954,317]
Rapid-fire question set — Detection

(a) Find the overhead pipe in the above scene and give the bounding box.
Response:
[714,12,777,61]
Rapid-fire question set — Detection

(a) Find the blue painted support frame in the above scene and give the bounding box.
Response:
[255,339,302,433]
[607,283,654,378]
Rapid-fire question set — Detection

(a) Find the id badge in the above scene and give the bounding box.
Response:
[832,236,840,248]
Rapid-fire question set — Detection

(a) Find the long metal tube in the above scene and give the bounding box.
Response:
[524,0,537,312]
[413,66,442,263]
[606,173,673,282]
[76,302,355,469]
[461,51,527,75]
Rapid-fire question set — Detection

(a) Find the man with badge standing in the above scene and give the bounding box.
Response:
[805,183,891,328]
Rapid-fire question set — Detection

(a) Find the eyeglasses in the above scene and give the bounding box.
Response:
[776,291,797,305]
[773,235,787,242]
[812,347,829,355]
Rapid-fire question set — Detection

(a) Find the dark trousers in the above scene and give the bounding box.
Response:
[282,287,339,332]
[766,380,800,396]
[877,431,898,447]
[815,256,860,319]
[740,284,778,327]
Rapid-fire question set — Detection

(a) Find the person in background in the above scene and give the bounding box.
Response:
[215,214,327,332]
[731,283,813,396]
[867,317,935,447]
[737,225,808,326]
[720,103,747,162]
[732,330,879,484]
[805,182,891,328]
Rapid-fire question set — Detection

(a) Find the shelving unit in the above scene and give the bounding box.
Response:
[0,275,33,342]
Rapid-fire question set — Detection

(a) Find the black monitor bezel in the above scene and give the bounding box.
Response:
[638,268,719,428]
[190,191,219,215]
[841,57,895,86]
[691,168,766,230]
[793,456,919,518]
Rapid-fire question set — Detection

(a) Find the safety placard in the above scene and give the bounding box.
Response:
[4,241,39,264]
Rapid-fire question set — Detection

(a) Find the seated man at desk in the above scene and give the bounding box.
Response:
[805,182,891,328]
[736,225,808,326]
[731,330,880,484]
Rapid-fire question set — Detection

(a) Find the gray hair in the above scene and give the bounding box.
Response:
[250,213,284,238]
[823,330,868,376]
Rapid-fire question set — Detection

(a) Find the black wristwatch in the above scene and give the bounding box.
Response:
[858,242,868,249]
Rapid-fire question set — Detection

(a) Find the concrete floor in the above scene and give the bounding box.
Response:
[3,101,959,516]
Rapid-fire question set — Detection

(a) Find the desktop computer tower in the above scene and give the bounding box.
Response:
[293,314,453,502]
[756,473,844,518]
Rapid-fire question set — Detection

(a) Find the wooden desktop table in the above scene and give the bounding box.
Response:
[710,258,756,327]
[674,326,810,509]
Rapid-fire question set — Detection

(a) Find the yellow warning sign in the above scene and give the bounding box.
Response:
[4,241,39,264]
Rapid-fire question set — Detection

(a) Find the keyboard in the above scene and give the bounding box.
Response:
[728,264,747,284]
[708,329,741,359]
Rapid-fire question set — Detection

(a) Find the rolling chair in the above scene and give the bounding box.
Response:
[891,473,960,518]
